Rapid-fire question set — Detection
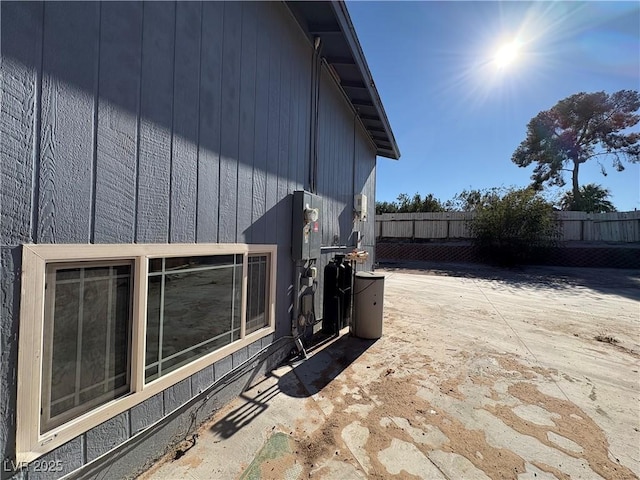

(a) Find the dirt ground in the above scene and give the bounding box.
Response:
[144,263,640,480]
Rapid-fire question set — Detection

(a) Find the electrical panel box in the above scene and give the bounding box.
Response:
[355,194,368,222]
[292,191,322,260]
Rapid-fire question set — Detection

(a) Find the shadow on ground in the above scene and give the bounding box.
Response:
[209,334,376,440]
[379,260,640,302]
[279,334,377,398]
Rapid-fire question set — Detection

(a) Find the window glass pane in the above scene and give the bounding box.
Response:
[50,279,80,410]
[162,268,234,356]
[80,275,109,390]
[233,265,242,331]
[146,276,162,368]
[148,258,163,273]
[161,333,237,373]
[163,255,236,272]
[43,263,132,433]
[146,258,240,382]
[246,255,269,334]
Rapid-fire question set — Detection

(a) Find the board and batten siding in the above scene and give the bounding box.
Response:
[1,0,379,471]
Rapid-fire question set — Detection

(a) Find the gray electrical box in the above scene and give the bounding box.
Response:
[292,191,322,260]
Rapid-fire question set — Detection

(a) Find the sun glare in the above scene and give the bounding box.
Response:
[494,40,521,69]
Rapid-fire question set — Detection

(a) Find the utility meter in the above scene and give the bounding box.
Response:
[292,191,322,260]
[355,194,368,222]
[304,205,319,224]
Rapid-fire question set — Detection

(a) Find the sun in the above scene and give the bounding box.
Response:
[494,40,521,69]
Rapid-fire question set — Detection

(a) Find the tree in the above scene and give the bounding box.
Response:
[446,188,503,211]
[468,188,560,265]
[559,184,617,213]
[376,193,446,214]
[512,90,640,203]
[397,193,445,213]
[375,200,398,214]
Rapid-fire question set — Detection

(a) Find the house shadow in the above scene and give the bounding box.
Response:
[208,333,376,440]
[278,333,377,398]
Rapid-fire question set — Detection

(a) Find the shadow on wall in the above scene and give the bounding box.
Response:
[209,334,376,440]
[2,2,311,190]
[379,260,640,303]
[243,196,295,340]
[0,247,21,480]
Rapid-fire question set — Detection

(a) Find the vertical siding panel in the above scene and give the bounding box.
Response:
[355,121,376,270]
[264,6,280,245]
[236,2,257,244]
[296,42,309,191]
[288,39,300,196]
[320,73,328,244]
[338,104,347,242]
[136,2,175,244]
[0,1,43,465]
[197,1,224,244]
[250,2,270,244]
[320,73,331,246]
[329,76,339,244]
[219,2,242,243]
[332,83,340,243]
[37,3,99,244]
[94,2,142,243]
[170,2,201,243]
[275,11,293,336]
[0,1,42,245]
[342,111,354,244]
[276,21,291,245]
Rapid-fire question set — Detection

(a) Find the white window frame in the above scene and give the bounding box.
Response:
[17,243,277,464]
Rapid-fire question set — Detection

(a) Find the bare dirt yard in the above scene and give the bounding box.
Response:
[144,263,640,480]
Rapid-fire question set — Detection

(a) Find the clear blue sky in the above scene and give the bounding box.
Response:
[347,1,640,211]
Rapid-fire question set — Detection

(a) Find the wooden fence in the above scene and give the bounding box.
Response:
[375,211,640,243]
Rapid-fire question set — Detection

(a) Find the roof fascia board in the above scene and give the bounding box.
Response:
[329,1,400,160]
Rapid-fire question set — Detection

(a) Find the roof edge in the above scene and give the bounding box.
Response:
[330,1,400,160]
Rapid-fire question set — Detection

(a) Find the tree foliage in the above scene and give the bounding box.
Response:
[559,184,616,213]
[447,188,503,211]
[512,90,640,201]
[468,188,560,265]
[376,193,445,214]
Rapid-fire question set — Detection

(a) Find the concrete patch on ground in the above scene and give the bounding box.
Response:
[310,459,367,480]
[389,416,448,448]
[518,461,573,479]
[340,421,372,474]
[512,404,560,426]
[547,431,584,454]
[427,450,492,480]
[378,438,447,479]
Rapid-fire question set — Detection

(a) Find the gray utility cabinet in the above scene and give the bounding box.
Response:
[291,190,323,261]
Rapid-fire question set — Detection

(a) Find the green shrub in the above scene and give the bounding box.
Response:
[468,188,560,265]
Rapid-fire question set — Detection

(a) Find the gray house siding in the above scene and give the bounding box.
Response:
[0,1,378,478]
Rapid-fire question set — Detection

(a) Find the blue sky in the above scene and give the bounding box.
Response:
[347,1,640,211]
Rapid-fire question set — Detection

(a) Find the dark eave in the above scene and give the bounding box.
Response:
[285,1,400,160]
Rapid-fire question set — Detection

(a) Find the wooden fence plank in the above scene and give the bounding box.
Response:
[376,212,639,243]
